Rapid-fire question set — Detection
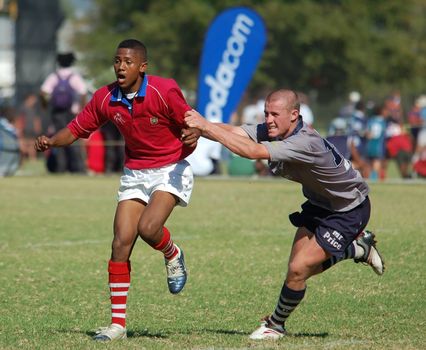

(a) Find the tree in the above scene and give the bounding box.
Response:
[72,0,425,104]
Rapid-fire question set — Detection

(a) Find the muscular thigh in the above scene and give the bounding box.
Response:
[289,227,313,262]
[138,190,177,241]
[114,199,146,245]
[289,227,331,269]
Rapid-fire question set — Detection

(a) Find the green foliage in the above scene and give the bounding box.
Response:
[1,175,426,349]
[72,0,425,102]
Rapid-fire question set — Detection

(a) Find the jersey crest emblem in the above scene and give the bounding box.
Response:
[150,117,159,125]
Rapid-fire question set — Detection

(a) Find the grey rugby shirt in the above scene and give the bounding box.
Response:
[241,118,369,212]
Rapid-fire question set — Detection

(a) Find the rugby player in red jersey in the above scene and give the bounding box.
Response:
[35,39,200,341]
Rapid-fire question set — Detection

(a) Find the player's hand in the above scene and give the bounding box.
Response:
[184,109,209,132]
[34,135,52,152]
[181,127,200,148]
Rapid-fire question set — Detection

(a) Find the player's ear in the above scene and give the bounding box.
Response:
[291,108,299,121]
[139,61,148,74]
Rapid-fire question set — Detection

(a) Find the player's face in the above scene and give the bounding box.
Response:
[264,99,299,138]
[114,48,147,93]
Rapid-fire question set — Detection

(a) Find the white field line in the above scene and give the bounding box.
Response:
[193,338,372,350]
[23,235,201,249]
[25,239,110,248]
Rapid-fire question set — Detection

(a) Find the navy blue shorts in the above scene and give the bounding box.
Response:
[289,197,371,258]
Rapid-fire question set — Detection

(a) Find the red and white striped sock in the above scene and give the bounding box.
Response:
[154,227,178,260]
[108,260,131,328]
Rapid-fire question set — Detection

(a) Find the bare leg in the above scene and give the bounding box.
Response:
[137,190,177,246]
[111,199,145,261]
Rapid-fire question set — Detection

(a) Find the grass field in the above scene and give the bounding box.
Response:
[1,173,426,349]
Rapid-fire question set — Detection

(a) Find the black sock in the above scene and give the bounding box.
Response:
[321,241,356,272]
[270,283,306,329]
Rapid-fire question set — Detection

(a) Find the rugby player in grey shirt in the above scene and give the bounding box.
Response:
[184,89,384,340]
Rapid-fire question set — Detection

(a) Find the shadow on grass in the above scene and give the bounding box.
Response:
[54,328,169,339]
[128,329,168,339]
[198,329,329,338]
[203,328,248,335]
[57,327,328,340]
[290,332,329,338]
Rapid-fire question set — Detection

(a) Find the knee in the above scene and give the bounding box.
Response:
[287,260,309,284]
[111,234,133,261]
[138,220,162,243]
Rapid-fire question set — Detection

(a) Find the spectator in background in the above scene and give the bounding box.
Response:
[0,104,20,176]
[418,96,426,139]
[407,95,426,149]
[100,122,124,174]
[242,97,265,125]
[412,128,426,178]
[349,101,368,148]
[241,100,269,176]
[420,96,426,126]
[339,91,361,120]
[85,129,105,175]
[182,87,223,176]
[384,90,403,125]
[40,52,88,173]
[385,122,413,179]
[413,148,426,178]
[15,93,42,162]
[298,92,314,127]
[327,117,370,178]
[410,96,426,178]
[348,100,369,178]
[186,137,222,176]
[366,104,387,181]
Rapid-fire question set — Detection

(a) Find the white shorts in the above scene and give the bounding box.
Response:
[117,160,194,207]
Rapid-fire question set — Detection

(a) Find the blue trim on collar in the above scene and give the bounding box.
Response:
[110,86,121,102]
[139,74,148,97]
[110,74,148,103]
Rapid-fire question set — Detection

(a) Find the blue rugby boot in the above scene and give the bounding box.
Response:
[165,246,187,294]
[355,230,385,275]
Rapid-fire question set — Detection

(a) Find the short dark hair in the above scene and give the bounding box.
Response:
[57,52,75,68]
[117,39,147,61]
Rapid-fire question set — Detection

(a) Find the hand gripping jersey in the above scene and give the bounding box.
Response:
[68,75,194,169]
[241,118,369,212]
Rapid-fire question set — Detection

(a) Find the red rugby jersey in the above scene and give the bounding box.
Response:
[68,75,194,169]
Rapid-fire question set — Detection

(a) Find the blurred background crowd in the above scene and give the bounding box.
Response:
[0,0,425,180]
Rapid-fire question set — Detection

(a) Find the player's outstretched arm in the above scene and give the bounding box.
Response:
[34,127,78,152]
[184,109,269,160]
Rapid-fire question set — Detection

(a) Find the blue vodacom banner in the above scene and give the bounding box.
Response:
[196,7,267,124]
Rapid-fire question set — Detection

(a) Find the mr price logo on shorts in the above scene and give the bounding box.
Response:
[197,7,266,124]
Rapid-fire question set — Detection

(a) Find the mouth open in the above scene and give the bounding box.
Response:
[117,73,126,84]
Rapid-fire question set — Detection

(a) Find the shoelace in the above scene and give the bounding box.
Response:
[166,257,184,277]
